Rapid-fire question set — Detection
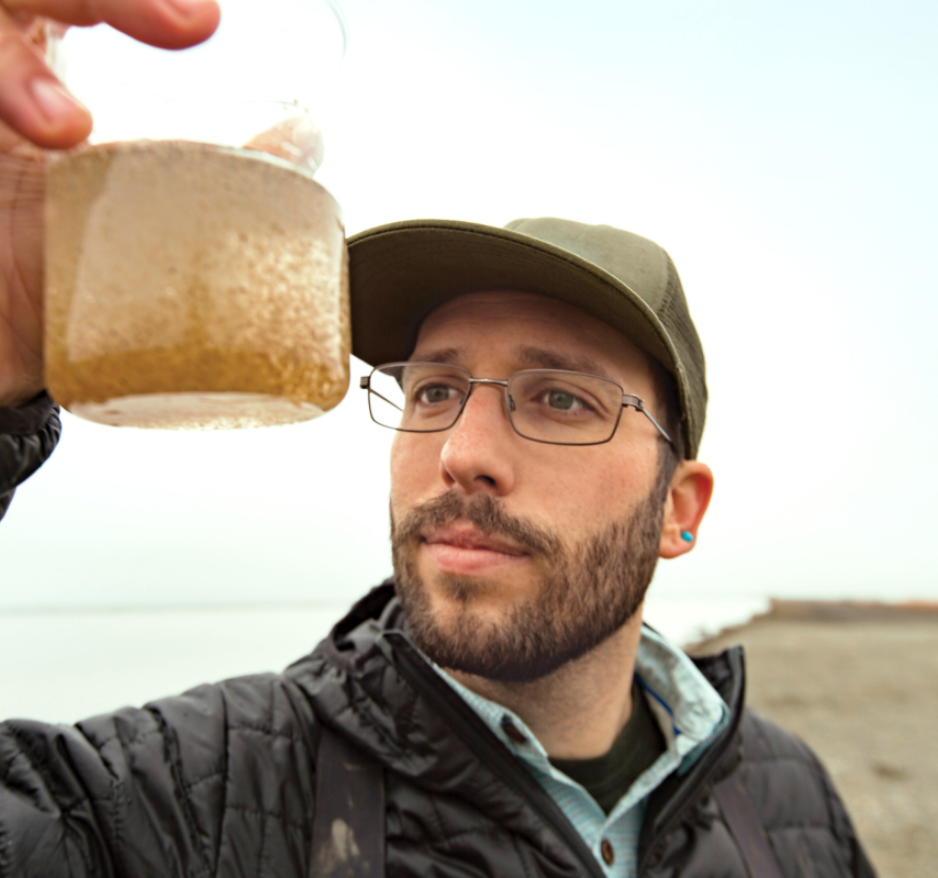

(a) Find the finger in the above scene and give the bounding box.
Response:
[0,9,90,147]
[0,0,220,148]
[242,116,325,174]
[3,0,221,51]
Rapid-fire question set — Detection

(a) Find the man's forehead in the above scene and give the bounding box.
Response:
[417,290,623,342]
[409,344,614,380]
[411,291,652,381]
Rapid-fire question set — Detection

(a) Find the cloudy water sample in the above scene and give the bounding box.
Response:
[45,141,350,430]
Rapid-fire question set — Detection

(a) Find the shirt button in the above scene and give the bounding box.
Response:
[502,719,528,745]
[601,839,615,866]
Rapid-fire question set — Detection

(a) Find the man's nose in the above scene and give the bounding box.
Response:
[438,383,517,496]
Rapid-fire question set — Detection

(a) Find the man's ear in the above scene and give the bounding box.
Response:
[659,460,714,559]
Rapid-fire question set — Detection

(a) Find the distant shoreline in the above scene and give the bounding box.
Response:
[686,598,938,651]
[0,601,353,617]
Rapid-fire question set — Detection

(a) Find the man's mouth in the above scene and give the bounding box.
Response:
[420,526,529,574]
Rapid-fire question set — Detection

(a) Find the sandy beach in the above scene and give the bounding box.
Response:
[687,601,938,878]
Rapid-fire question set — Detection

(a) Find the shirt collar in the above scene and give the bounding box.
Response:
[423,622,729,789]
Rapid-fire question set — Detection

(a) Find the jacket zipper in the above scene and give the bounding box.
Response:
[636,647,747,876]
[386,632,609,878]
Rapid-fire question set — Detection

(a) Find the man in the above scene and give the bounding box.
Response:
[0,3,873,876]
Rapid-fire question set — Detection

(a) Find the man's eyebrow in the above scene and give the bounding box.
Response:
[410,347,463,365]
[515,346,612,380]
[409,345,614,380]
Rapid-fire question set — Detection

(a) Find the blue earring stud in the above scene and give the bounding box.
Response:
[680,531,694,543]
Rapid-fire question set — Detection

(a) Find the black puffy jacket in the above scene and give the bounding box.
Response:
[0,393,61,521]
[0,405,874,877]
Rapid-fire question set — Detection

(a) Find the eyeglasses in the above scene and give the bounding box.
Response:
[360,362,672,447]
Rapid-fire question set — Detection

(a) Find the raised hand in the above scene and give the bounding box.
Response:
[0,0,219,407]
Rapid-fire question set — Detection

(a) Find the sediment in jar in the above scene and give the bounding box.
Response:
[45,140,351,428]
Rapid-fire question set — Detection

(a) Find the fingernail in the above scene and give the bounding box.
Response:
[29,78,83,122]
[163,0,211,15]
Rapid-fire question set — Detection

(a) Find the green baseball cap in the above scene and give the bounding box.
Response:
[346,217,707,459]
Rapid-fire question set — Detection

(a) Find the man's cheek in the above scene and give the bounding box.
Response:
[391,435,437,492]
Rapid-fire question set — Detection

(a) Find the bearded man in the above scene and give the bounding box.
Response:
[0,1,873,876]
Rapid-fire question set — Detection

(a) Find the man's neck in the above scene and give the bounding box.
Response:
[445,610,644,760]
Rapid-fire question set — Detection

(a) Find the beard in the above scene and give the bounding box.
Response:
[391,471,670,683]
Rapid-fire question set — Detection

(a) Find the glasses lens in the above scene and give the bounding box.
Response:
[507,370,622,444]
[369,363,470,432]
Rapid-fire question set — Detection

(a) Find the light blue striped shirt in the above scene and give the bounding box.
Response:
[428,625,728,877]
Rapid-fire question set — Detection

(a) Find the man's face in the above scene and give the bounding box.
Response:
[389,291,671,681]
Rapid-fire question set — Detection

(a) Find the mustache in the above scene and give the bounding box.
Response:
[391,491,561,557]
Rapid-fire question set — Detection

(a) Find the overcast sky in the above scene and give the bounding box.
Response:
[1,0,935,610]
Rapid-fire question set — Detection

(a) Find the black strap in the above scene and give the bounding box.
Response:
[712,774,784,878]
[311,727,386,878]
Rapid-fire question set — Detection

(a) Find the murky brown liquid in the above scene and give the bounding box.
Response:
[45,141,350,429]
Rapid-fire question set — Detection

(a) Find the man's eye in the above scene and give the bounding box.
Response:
[544,390,586,411]
[417,384,457,405]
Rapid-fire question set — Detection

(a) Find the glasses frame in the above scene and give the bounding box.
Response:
[360,362,673,448]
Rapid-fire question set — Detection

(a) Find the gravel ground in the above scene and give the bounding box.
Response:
[687,602,938,878]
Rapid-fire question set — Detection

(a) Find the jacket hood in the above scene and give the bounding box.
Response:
[285,583,615,871]
[285,583,750,875]
[286,583,503,789]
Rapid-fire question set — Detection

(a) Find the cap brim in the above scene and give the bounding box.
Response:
[348,219,682,378]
